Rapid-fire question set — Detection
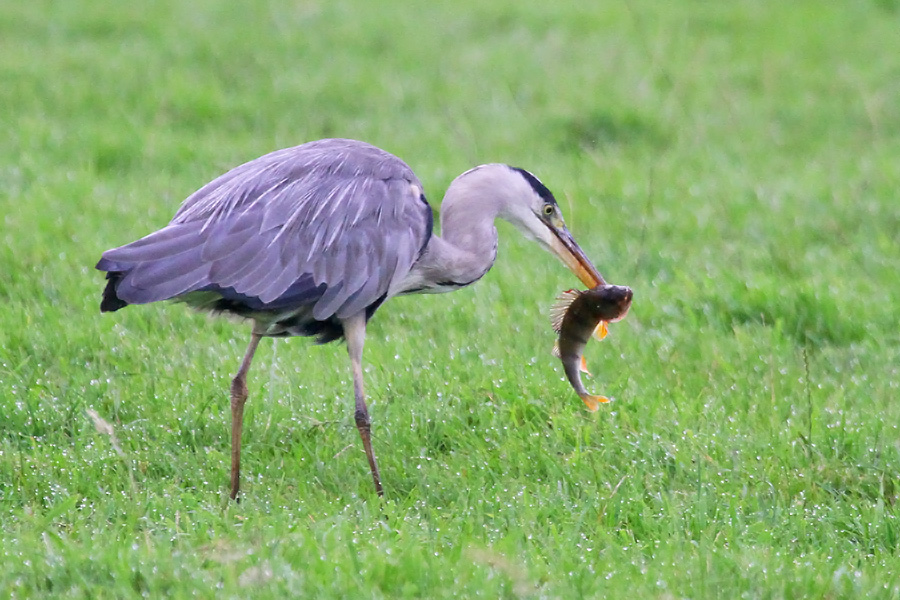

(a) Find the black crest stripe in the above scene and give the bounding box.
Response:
[508,166,557,205]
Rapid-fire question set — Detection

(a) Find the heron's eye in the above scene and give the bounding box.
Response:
[542,204,555,217]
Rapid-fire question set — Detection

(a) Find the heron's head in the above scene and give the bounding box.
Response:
[492,165,607,288]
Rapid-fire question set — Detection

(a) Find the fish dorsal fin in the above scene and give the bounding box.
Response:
[550,289,580,333]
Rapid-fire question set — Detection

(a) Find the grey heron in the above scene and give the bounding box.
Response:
[96,138,606,499]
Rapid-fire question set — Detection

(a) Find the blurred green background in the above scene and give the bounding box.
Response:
[1,0,899,597]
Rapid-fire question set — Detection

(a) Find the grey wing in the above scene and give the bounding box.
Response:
[97,139,433,321]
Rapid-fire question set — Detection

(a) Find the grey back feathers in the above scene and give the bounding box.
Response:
[96,139,565,344]
[97,139,432,323]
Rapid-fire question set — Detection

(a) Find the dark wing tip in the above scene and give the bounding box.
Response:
[100,272,129,312]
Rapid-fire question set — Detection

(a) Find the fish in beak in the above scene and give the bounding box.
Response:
[550,285,634,410]
[543,223,616,342]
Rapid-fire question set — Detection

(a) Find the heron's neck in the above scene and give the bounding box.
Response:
[439,184,502,263]
[397,179,503,294]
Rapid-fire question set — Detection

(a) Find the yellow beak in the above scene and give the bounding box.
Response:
[548,225,606,288]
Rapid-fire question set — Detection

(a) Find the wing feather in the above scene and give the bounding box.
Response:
[101,224,200,263]
[208,232,271,285]
[117,264,211,304]
[253,252,303,304]
[200,212,259,262]
[128,246,207,288]
[98,139,433,322]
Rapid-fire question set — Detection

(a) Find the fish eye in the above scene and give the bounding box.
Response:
[542,204,554,216]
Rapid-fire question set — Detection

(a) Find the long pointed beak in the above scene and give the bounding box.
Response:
[548,226,606,288]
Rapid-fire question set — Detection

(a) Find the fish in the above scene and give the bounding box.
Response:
[550,284,633,411]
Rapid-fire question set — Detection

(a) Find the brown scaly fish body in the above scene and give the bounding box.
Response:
[550,284,633,411]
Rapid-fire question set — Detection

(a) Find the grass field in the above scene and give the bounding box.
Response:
[2,0,900,597]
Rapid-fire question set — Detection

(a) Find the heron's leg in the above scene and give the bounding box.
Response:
[230,331,262,501]
[342,314,384,496]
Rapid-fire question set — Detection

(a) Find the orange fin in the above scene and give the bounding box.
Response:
[579,356,591,376]
[580,394,611,412]
[550,289,581,333]
[593,321,609,341]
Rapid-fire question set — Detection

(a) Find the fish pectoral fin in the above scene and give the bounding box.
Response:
[593,321,609,341]
[579,356,591,376]
[551,340,560,358]
[579,394,611,412]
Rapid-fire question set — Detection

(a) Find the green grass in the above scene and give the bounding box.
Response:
[2,0,900,597]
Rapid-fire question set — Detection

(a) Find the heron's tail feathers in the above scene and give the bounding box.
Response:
[95,222,214,308]
[100,271,129,312]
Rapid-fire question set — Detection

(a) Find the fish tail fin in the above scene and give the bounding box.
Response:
[593,321,609,341]
[579,393,610,412]
[550,289,581,333]
[579,356,591,376]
